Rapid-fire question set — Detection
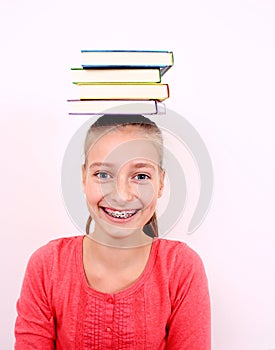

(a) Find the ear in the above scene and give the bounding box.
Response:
[81,164,87,193]
[158,169,165,198]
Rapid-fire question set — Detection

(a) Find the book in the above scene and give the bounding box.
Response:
[67,100,166,115]
[81,50,174,75]
[71,68,162,83]
[76,83,169,101]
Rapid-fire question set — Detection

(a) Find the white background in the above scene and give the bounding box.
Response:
[1,0,275,349]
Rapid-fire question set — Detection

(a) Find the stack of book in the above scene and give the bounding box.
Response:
[68,50,174,115]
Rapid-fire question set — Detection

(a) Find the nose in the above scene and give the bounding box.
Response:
[111,175,136,204]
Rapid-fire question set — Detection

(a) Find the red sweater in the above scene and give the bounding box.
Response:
[15,236,211,349]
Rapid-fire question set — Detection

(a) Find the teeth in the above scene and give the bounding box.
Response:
[104,208,138,219]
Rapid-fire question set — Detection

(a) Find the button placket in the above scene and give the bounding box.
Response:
[104,295,115,346]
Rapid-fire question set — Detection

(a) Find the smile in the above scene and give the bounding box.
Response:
[102,207,139,219]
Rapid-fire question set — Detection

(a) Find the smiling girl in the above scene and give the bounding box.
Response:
[15,114,211,349]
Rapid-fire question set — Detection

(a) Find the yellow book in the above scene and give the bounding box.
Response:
[71,68,161,83]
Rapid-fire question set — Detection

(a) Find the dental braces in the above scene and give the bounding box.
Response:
[112,211,132,218]
[105,210,136,219]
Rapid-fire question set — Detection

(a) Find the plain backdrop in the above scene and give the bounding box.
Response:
[1,1,275,349]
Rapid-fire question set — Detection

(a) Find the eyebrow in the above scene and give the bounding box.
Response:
[89,162,114,169]
[132,162,156,170]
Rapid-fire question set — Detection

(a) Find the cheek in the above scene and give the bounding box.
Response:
[85,181,102,204]
[137,183,157,208]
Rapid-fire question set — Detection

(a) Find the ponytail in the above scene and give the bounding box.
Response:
[143,212,158,238]
[86,216,92,235]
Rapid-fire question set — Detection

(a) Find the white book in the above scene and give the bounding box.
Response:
[76,83,169,101]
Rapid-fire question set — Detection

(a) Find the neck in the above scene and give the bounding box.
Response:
[85,234,153,270]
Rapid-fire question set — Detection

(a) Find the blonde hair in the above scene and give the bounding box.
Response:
[83,114,163,238]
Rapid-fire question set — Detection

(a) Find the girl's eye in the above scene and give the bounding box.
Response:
[134,173,150,180]
[95,172,111,179]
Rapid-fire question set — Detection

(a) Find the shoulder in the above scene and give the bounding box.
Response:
[154,238,203,266]
[27,235,83,270]
[153,238,207,283]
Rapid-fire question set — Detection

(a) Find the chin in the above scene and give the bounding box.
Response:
[91,219,148,246]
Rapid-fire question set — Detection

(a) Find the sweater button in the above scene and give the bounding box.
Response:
[106,327,111,332]
[107,298,114,304]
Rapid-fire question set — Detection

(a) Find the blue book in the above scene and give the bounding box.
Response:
[81,50,174,76]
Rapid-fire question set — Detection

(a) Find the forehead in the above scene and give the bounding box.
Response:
[86,127,160,167]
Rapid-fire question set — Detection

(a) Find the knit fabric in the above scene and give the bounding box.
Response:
[15,236,211,349]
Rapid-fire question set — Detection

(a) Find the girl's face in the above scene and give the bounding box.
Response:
[82,126,165,244]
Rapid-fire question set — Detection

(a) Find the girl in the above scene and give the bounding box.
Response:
[15,114,211,349]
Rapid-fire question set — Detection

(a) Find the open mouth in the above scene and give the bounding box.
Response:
[101,207,139,219]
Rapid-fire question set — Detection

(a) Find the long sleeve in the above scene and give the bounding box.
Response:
[166,245,211,349]
[14,236,211,349]
[14,245,56,349]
